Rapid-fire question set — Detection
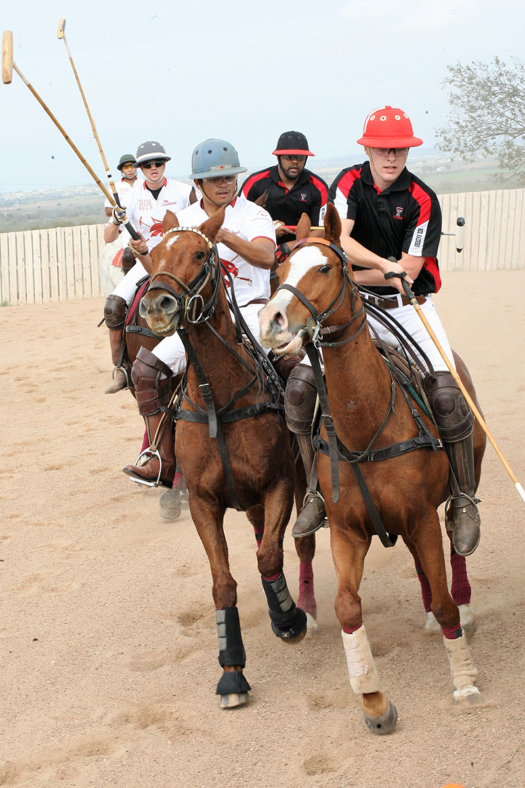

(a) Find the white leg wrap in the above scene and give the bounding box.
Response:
[443,634,481,702]
[342,625,381,695]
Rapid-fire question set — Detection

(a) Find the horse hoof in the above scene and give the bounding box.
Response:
[458,604,478,639]
[180,489,189,510]
[453,685,482,705]
[424,612,441,633]
[159,488,182,521]
[364,700,398,735]
[305,612,320,635]
[219,692,249,709]
[271,607,308,643]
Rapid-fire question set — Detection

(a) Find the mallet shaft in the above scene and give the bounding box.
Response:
[402,280,524,497]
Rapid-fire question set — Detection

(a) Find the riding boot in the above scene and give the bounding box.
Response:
[425,372,481,557]
[284,364,326,538]
[122,347,176,487]
[103,294,130,394]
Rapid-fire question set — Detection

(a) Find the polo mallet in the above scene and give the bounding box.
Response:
[2,30,139,240]
[390,263,525,504]
[57,18,123,212]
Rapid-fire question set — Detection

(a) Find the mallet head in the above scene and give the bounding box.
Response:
[2,30,13,84]
[57,18,66,39]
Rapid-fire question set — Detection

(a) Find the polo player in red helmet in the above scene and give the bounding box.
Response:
[287,106,482,560]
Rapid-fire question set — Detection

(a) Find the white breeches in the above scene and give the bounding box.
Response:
[112,260,149,304]
[152,302,269,376]
[300,295,455,373]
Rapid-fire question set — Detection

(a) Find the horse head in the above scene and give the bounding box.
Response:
[139,207,225,336]
[259,203,352,354]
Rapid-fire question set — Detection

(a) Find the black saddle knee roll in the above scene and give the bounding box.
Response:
[424,371,474,443]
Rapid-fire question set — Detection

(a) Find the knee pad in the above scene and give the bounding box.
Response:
[284,364,317,434]
[424,372,474,443]
[104,294,127,329]
[131,346,173,416]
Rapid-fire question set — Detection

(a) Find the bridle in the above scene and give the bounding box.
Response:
[275,237,366,348]
[144,226,221,324]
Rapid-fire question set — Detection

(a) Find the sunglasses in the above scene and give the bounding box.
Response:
[202,175,237,184]
[121,164,136,170]
[141,160,166,169]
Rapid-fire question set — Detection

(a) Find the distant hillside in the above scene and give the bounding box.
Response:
[1,154,521,233]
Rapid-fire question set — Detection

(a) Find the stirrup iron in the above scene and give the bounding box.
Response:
[128,448,163,487]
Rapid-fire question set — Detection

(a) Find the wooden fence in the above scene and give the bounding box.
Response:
[1,188,525,305]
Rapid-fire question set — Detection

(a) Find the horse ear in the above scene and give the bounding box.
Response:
[323,203,342,245]
[198,205,226,243]
[163,210,179,234]
[295,212,311,241]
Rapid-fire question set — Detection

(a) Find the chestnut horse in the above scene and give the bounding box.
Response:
[137,206,312,708]
[259,204,486,734]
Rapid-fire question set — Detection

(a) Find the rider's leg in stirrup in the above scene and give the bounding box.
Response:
[284,364,326,538]
[122,347,176,487]
[103,295,129,393]
[103,260,149,393]
[425,373,481,557]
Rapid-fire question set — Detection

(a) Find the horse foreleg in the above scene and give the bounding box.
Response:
[189,495,250,709]
[331,525,398,735]
[246,504,265,547]
[416,512,482,705]
[258,478,307,644]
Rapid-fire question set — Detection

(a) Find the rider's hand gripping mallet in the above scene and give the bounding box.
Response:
[385,261,525,504]
[57,19,122,212]
[2,30,140,241]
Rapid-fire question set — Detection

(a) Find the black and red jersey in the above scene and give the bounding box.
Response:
[241,165,328,244]
[329,161,442,296]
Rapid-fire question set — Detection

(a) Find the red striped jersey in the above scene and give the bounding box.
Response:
[241,165,328,244]
[329,161,442,295]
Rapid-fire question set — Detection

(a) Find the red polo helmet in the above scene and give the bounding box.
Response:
[357,106,423,148]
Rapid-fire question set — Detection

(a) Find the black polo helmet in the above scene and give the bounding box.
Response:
[272,131,314,156]
[117,154,136,171]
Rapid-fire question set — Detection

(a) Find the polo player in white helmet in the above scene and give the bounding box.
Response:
[122,139,278,487]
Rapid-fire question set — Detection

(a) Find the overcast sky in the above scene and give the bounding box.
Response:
[1,0,524,192]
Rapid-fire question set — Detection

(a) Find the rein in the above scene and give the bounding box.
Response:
[280,237,442,548]
[153,225,284,512]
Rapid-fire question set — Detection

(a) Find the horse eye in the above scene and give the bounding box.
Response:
[319,265,331,274]
[195,251,205,260]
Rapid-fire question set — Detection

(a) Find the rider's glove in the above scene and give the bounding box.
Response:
[112,206,127,226]
[275,242,291,265]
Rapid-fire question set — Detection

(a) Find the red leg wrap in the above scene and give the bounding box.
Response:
[442,623,462,639]
[342,624,362,634]
[450,547,471,606]
[297,561,317,619]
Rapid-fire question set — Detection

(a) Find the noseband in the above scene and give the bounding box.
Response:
[275,237,366,348]
[146,226,221,324]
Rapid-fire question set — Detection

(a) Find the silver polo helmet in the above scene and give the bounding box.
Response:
[189,139,247,179]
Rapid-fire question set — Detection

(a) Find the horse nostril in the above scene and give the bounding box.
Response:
[159,296,177,313]
[274,311,285,328]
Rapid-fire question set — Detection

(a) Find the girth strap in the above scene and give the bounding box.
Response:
[177,326,243,512]
[349,463,398,549]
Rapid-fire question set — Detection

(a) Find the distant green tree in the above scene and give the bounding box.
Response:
[436,57,525,184]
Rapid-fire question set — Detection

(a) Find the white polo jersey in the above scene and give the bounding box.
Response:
[125,178,194,251]
[103,178,136,210]
[175,195,275,307]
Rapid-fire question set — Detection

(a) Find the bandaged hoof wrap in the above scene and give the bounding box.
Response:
[342,625,381,695]
[216,670,251,696]
[364,699,398,735]
[443,633,479,691]
[216,608,246,668]
[453,685,482,704]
